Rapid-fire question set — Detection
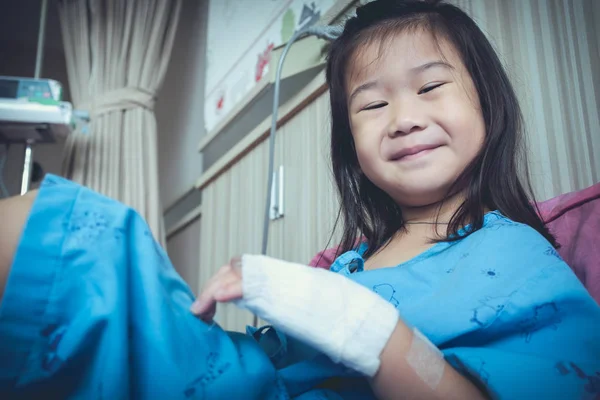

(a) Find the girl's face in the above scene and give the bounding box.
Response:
[346,29,485,208]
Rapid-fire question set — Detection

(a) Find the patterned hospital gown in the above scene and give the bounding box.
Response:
[0,174,598,399]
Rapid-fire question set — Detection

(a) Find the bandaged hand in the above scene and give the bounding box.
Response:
[191,254,399,377]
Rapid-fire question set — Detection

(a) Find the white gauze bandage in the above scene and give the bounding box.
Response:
[236,254,399,377]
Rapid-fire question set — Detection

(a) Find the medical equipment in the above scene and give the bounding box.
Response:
[0,98,72,139]
[0,76,63,102]
[0,94,74,197]
[0,0,74,196]
[0,97,73,197]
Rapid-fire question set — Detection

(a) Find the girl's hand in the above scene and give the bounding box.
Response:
[200,254,399,378]
[190,257,243,321]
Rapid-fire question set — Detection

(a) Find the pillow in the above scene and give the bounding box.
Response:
[308,245,343,270]
[537,183,600,304]
[309,183,600,304]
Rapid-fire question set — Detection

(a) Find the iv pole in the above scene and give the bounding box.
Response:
[21,0,48,195]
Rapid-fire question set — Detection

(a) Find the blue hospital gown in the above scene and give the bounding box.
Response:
[0,174,598,399]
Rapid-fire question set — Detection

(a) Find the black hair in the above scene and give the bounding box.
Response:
[326,0,557,259]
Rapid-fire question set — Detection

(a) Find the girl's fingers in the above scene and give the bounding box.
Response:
[190,271,226,316]
[196,264,234,303]
[195,300,217,322]
[213,280,243,302]
[190,290,215,317]
[229,256,242,270]
[191,262,243,319]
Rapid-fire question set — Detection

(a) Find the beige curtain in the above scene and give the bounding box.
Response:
[452,0,600,200]
[58,0,182,245]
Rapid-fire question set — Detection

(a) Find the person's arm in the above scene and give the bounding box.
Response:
[0,190,37,300]
[192,255,487,399]
[371,322,486,400]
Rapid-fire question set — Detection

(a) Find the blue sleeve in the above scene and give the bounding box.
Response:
[443,223,600,399]
[0,175,283,399]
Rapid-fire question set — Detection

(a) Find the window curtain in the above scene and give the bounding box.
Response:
[58,0,183,245]
[452,0,600,199]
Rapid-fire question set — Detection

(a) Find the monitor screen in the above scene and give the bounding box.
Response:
[0,79,18,99]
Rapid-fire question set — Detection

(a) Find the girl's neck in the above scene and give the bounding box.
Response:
[365,197,463,269]
[365,194,467,269]
[401,194,464,226]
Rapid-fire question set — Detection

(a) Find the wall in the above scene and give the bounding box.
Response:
[156,0,209,289]
[156,0,208,210]
[204,0,337,133]
[0,0,69,196]
[166,218,202,295]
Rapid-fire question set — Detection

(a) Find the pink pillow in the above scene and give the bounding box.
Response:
[308,245,344,270]
[309,183,600,304]
[537,183,600,304]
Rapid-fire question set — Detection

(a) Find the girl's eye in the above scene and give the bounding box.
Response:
[362,102,387,111]
[419,83,445,95]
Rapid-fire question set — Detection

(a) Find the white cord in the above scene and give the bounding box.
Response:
[258,24,342,327]
[261,24,342,255]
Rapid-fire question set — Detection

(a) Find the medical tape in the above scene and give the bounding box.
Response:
[405,328,445,389]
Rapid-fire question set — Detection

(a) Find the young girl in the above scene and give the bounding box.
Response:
[1,0,599,399]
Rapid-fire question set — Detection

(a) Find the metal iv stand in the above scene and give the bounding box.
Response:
[20,0,48,195]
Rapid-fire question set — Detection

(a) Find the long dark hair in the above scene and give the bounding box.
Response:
[326,0,557,259]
